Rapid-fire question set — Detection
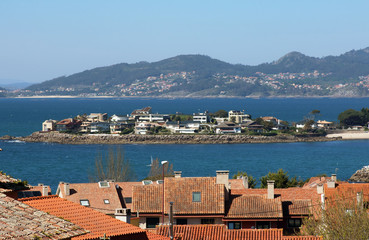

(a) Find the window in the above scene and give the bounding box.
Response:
[256,221,270,229]
[142,180,153,185]
[124,197,132,204]
[98,181,110,188]
[228,221,241,229]
[176,218,187,225]
[288,218,301,228]
[103,199,110,204]
[156,180,164,184]
[192,192,201,202]
[80,199,90,206]
[201,218,215,224]
[146,217,159,229]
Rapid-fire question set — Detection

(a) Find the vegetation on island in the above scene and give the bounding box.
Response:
[4,47,369,97]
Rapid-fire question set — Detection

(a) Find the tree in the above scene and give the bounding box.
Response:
[232,171,257,188]
[338,109,363,127]
[260,169,301,188]
[303,119,315,132]
[302,196,369,239]
[89,147,136,182]
[212,110,228,118]
[145,158,174,181]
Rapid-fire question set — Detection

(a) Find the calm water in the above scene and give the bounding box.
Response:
[1,97,369,191]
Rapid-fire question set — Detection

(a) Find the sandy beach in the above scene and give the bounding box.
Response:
[326,132,369,140]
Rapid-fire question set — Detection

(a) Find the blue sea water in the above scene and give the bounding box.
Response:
[0,97,369,192]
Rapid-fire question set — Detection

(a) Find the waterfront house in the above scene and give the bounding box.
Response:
[110,121,134,134]
[135,122,153,134]
[317,120,334,130]
[111,114,129,122]
[215,122,241,134]
[42,119,57,131]
[79,121,92,133]
[131,106,152,116]
[193,111,210,123]
[228,110,251,123]
[242,121,264,133]
[87,113,108,122]
[56,118,81,132]
[165,121,200,134]
[90,121,110,133]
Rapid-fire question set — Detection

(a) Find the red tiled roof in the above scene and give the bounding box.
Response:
[226,195,282,218]
[230,188,319,216]
[133,184,162,213]
[116,181,142,209]
[229,179,247,190]
[302,177,328,189]
[21,195,168,240]
[58,182,124,215]
[0,193,87,239]
[133,177,225,215]
[324,182,369,202]
[156,225,322,240]
[164,177,224,214]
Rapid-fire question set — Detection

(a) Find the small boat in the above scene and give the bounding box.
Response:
[0,148,2,151]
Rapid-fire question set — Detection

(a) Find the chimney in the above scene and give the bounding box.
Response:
[115,208,131,223]
[331,174,337,182]
[38,183,44,186]
[317,183,324,194]
[64,183,70,196]
[267,180,275,199]
[357,191,363,210]
[327,179,336,188]
[216,170,230,201]
[174,171,182,178]
[42,186,49,196]
[243,176,249,189]
[216,170,229,190]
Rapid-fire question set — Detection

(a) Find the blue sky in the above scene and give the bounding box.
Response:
[1,1,368,83]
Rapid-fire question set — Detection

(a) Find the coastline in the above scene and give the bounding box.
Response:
[326,132,369,140]
[2,131,342,145]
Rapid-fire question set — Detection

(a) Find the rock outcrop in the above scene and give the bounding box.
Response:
[8,131,341,145]
[349,166,369,182]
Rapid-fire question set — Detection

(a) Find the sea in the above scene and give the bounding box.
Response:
[1,97,369,192]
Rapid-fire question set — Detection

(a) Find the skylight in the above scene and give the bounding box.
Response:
[98,181,110,188]
[80,199,90,206]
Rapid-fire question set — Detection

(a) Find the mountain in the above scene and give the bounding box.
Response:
[20,48,369,97]
[0,82,34,90]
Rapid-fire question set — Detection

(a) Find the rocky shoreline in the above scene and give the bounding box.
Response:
[1,132,341,145]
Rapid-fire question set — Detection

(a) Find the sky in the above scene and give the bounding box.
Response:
[1,1,369,84]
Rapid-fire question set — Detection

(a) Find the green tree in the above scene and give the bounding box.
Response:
[260,169,300,188]
[303,119,315,132]
[212,109,228,118]
[89,147,136,182]
[338,109,363,127]
[145,158,174,181]
[232,171,257,188]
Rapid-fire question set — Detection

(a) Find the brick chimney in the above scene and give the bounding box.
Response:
[267,180,275,199]
[174,171,182,178]
[64,183,70,196]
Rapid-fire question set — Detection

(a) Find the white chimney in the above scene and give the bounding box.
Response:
[357,192,363,210]
[267,180,275,199]
[174,171,182,178]
[115,208,131,223]
[317,183,324,194]
[64,183,70,196]
[331,174,337,182]
[327,179,336,188]
[42,186,49,196]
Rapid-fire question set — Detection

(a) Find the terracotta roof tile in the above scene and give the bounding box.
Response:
[165,177,224,214]
[133,177,225,215]
[226,195,283,218]
[0,193,87,239]
[21,195,168,240]
[58,182,124,215]
[156,225,322,240]
[324,182,369,202]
